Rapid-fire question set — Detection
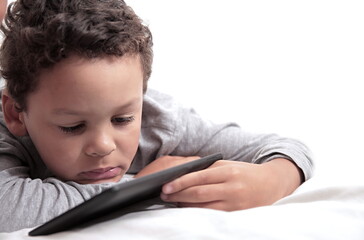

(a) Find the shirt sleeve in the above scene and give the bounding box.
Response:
[172,107,314,181]
[134,89,314,181]
[0,157,122,232]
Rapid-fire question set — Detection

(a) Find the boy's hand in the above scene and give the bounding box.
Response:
[160,158,302,211]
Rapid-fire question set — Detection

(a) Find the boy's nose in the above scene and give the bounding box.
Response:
[84,132,116,157]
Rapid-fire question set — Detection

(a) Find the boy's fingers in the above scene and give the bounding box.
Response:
[161,183,225,203]
[162,166,227,195]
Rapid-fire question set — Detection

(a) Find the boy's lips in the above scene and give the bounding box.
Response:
[80,167,122,180]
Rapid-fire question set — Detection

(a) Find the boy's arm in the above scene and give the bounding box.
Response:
[173,113,313,181]
[142,90,313,181]
[138,90,313,210]
[0,155,114,232]
[136,90,314,181]
[169,111,312,209]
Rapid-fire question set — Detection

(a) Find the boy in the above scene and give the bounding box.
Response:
[0,0,313,232]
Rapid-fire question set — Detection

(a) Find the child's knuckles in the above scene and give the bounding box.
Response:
[229,166,244,179]
[172,177,190,192]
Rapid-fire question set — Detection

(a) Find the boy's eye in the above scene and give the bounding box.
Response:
[112,116,135,125]
[57,116,134,134]
[58,124,85,134]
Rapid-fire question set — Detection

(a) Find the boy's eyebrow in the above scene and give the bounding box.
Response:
[51,98,141,116]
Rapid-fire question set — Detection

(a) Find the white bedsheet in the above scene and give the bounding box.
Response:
[2,173,364,240]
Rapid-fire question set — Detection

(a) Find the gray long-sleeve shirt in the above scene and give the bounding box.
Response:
[0,89,313,232]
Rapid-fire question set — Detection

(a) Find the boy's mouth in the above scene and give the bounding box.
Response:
[80,167,122,181]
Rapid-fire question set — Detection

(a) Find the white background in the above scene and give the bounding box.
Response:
[126,0,364,180]
[5,0,364,179]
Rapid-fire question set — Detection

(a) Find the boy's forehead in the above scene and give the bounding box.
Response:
[26,54,144,112]
[28,54,144,106]
[36,54,143,88]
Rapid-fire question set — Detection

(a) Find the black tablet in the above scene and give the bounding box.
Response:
[29,153,223,236]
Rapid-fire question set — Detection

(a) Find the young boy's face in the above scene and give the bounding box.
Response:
[21,55,144,184]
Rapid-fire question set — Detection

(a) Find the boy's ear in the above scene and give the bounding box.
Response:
[1,89,28,136]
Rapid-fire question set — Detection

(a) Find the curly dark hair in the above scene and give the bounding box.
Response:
[0,0,153,111]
